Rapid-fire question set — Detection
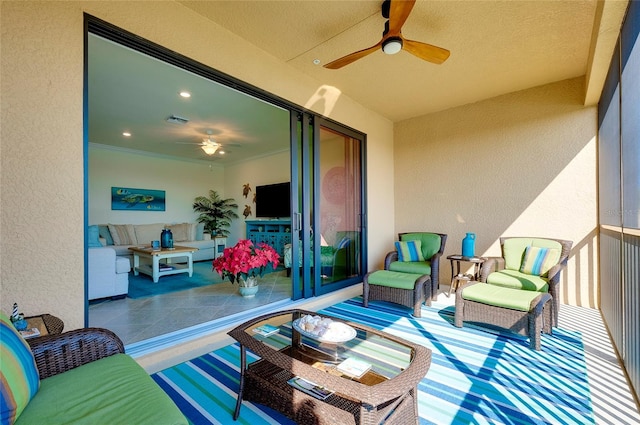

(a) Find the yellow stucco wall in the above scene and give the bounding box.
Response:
[394,78,598,308]
[0,1,395,329]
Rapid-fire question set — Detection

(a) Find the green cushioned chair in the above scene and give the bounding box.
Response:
[384,232,447,300]
[478,236,573,328]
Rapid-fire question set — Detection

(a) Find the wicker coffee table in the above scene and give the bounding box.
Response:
[228,309,432,425]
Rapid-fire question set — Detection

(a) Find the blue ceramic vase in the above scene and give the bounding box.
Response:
[462,233,476,257]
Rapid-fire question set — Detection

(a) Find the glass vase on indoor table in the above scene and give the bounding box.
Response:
[227,309,432,425]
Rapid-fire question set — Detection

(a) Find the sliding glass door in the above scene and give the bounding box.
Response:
[290,115,366,299]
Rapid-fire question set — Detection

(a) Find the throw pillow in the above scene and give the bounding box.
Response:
[0,311,40,424]
[98,225,114,246]
[195,222,205,241]
[395,240,425,262]
[337,237,350,250]
[168,223,190,242]
[520,246,561,276]
[87,225,102,248]
[107,224,137,246]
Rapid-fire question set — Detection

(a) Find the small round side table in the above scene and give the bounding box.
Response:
[446,254,486,296]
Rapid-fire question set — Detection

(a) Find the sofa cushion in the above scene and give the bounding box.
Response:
[87,225,103,248]
[98,225,114,246]
[0,311,40,424]
[133,223,164,246]
[195,222,205,241]
[14,354,187,425]
[108,224,137,246]
[168,223,190,242]
[520,246,561,276]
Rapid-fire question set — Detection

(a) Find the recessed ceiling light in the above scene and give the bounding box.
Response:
[313,59,321,65]
[122,132,131,137]
[179,91,191,98]
[219,151,226,155]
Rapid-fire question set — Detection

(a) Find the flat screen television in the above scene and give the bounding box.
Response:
[255,182,291,218]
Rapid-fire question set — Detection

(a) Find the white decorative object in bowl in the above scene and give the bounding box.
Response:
[292,315,356,343]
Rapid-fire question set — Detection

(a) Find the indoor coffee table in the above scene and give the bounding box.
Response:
[129,245,198,283]
[228,309,432,425]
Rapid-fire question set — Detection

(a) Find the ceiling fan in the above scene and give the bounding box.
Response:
[175,130,227,156]
[324,0,450,70]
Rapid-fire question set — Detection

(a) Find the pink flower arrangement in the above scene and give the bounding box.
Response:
[213,239,280,286]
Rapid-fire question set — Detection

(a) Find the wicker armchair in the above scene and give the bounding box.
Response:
[385,232,447,300]
[28,328,124,379]
[478,237,573,327]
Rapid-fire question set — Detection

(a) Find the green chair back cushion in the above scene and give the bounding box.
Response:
[15,354,187,425]
[502,238,562,272]
[400,233,441,260]
[0,311,40,424]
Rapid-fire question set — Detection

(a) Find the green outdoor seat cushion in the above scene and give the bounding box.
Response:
[502,238,562,272]
[486,269,549,292]
[388,261,432,275]
[367,270,425,290]
[15,354,187,425]
[462,283,543,312]
[400,233,441,260]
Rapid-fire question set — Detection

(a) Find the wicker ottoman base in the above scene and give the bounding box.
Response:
[363,271,432,318]
[454,282,552,350]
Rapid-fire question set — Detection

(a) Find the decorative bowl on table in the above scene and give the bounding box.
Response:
[292,315,357,343]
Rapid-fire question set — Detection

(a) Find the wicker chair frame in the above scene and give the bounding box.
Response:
[27,328,125,379]
[478,236,573,327]
[384,232,447,300]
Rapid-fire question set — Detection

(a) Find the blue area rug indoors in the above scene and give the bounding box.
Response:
[152,298,594,425]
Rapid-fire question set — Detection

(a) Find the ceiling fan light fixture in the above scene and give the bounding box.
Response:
[382,37,403,55]
[201,138,220,155]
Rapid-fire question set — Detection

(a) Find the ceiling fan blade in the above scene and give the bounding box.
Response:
[403,38,450,64]
[388,0,416,35]
[324,41,382,69]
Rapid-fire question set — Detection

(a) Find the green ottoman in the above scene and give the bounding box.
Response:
[363,270,431,317]
[454,281,552,350]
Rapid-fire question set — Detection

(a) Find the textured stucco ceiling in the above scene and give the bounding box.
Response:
[179,0,602,121]
[89,0,626,163]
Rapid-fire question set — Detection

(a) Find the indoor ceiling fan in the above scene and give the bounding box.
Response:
[176,130,228,156]
[324,0,450,69]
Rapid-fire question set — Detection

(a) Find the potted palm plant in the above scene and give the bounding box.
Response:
[193,190,239,237]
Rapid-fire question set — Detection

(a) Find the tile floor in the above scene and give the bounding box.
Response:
[89,268,292,345]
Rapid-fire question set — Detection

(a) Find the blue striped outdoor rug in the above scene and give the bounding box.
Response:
[152,298,594,425]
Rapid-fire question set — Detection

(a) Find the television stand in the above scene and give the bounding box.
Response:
[245,220,291,257]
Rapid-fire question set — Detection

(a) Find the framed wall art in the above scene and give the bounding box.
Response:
[111,187,166,211]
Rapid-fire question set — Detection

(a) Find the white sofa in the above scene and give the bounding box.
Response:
[96,222,216,263]
[88,247,131,300]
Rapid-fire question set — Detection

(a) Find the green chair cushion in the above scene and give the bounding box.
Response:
[502,238,562,271]
[462,284,542,312]
[486,269,549,292]
[388,261,432,275]
[400,233,441,260]
[15,353,187,425]
[367,270,425,290]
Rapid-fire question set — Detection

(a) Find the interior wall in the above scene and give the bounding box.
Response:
[0,1,395,330]
[394,77,598,308]
[89,145,224,225]
[224,151,291,246]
